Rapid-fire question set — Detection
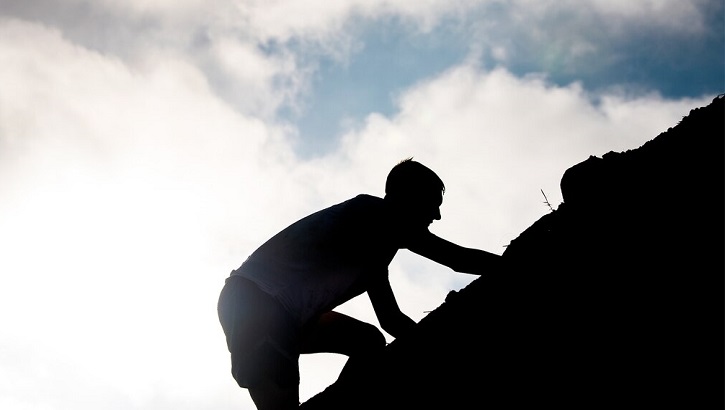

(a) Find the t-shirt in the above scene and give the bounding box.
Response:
[233,194,415,327]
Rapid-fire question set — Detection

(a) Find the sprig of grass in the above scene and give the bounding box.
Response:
[541,189,554,212]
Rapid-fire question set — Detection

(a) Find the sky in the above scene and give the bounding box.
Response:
[0,1,722,409]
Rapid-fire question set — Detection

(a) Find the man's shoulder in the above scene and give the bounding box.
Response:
[304,194,384,226]
[350,193,383,203]
[335,194,384,212]
[335,194,384,218]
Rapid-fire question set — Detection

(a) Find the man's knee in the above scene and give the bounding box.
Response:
[248,380,299,410]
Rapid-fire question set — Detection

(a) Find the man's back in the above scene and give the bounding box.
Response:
[234,194,399,326]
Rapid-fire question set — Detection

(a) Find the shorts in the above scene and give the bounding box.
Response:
[217,275,301,389]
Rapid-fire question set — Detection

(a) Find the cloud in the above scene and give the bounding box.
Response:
[585,0,709,31]
[236,0,473,44]
[508,0,710,32]
[464,0,720,95]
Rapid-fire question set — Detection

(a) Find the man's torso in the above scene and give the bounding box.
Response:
[234,194,404,326]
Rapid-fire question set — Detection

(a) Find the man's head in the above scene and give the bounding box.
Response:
[385,158,445,228]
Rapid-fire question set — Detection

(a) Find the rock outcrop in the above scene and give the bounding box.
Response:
[301,95,724,409]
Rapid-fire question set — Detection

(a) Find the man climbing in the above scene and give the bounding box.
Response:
[217,158,502,409]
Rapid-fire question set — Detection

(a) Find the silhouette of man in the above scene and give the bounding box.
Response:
[217,158,502,409]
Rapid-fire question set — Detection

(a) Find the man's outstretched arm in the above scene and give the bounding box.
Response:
[408,231,503,275]
[367,275,416,340]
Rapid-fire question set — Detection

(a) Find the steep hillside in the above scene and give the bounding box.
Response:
[301,95,724,409]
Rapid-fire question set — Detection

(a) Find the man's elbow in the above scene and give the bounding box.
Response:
[380,316,416,339]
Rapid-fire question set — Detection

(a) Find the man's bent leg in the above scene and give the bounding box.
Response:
[300,311,386,385]
[300,311,386,356]
[218,276,301,407]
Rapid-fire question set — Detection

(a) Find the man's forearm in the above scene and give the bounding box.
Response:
[453,247,503,275]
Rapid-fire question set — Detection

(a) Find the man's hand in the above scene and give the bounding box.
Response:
[409,232,503,275]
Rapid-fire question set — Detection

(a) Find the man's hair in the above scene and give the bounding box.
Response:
[385,158,445,200]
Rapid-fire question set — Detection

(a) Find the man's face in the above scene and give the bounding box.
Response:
[405,190,443,229]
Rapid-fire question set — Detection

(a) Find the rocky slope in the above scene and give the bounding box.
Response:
[301,95,724,409]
